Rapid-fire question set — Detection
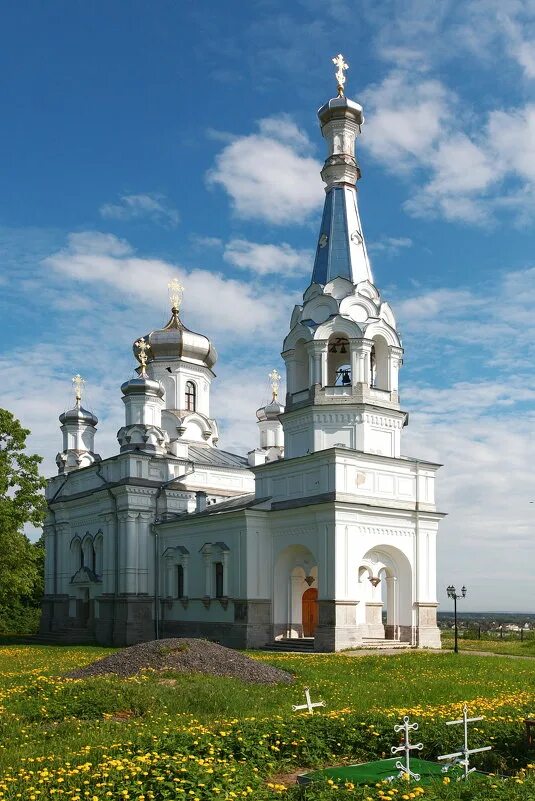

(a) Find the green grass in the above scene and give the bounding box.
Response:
[0,643,535,800]
[442,631,535,657]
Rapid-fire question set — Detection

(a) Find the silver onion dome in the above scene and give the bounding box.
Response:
[60,405,98,427]
[133,307,217,371]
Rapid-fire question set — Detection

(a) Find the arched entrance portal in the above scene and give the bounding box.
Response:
[357,545,413,643]
[302,587,318,636]
[273,544,318,640]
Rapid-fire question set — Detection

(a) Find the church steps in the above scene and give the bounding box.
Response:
[359,638,413,650]
[262,638,315,652]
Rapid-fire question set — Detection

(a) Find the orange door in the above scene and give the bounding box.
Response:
[302,588,318,637]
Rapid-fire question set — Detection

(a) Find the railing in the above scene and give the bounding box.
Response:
[324,385,352,397]
[290,389,309,403]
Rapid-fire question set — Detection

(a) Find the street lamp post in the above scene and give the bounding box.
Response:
[447,584,467,654]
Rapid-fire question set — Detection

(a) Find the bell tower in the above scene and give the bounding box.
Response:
[281,61,405,460]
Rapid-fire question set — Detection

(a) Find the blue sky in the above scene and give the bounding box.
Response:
[2,0,535,611]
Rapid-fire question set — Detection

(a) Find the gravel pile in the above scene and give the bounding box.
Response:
[66,638,293,684]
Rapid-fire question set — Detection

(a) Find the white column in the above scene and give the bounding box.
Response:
[43,525,54,595]
[350,341,359,386]
[165,556,175,598]
[56,522,69,594]
[137,512,152,595]
[222,551,230,596]
[203,550,212,596]
[320,348,328,386]
[182,555,190,597]
[388,346,403,394]
[361,340,373,386]
[284,354,296,395]
[290,574,303,638]
[100,513,115,594]
[118,511,138,594]
[386,576,398,639]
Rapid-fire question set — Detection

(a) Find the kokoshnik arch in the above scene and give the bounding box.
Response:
[41,57,444,651]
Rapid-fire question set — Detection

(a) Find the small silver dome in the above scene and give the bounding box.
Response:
[134,309,217,370]
[256,399,284,422]
[121,376,164,398]
[60,405,98,426]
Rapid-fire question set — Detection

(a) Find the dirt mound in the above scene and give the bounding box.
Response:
[66,638,293,684]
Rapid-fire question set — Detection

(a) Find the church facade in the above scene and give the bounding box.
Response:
[41,65,444,651]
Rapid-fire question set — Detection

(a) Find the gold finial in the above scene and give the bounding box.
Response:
[168,278,183,313]
[135,338,150,376]
[72,374,85,408]
[268,369,282,401]
[332,53,349,97]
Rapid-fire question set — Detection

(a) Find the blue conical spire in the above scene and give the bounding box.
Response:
[311,94,373,287]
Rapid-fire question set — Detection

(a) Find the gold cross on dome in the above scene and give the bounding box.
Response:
[332,53,349,96]
[269,368,282,401]
[72,374,85,407]
[168,278,183,312]
[135,338,150,375]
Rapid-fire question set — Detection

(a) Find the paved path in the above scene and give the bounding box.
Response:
[343,648,535,660]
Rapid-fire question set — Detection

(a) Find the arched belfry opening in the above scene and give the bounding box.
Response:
[327,335,351,386]
[370,335,389,390]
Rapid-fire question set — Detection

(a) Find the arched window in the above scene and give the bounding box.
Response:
[177,564,184,599]
[185,381,196,412]
[215,562,224,598]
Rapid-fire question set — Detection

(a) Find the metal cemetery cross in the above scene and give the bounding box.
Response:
[292,687,326,715]
[438,704,492,778]
[391,716,424,781]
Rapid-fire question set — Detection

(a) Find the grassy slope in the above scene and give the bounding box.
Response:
[1,644,535,800]
[441,631,535,657]
[1,645,534,760]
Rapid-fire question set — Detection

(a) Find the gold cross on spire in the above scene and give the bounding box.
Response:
[332,53,349,97]
[268,368,282,401]
[72,374,85,407]
[168,278,183,313]
[135,337,150,376]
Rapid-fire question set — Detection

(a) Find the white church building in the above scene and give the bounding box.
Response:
[41,60,444,651]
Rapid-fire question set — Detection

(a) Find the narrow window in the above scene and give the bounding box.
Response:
[185,381,196,412]
[177,564,184,599]
[215,561,224,598]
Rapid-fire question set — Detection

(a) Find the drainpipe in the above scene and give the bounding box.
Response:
[414,460,420,648]
[95,463,119,640]
[152,461,195,640]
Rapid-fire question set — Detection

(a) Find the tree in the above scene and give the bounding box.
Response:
[0,409,47,631]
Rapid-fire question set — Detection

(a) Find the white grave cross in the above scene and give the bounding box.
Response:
[438,704,492,778]
[391,716,424,781]
[292,687,326,715]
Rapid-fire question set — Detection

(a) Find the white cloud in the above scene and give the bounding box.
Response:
[360,66,535,225]
[206,114,323,225]
[368,236,413,256]
[223,238,313,276]
[43,231,290,341]
[361,72,451,170]
[100,193,180,228]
